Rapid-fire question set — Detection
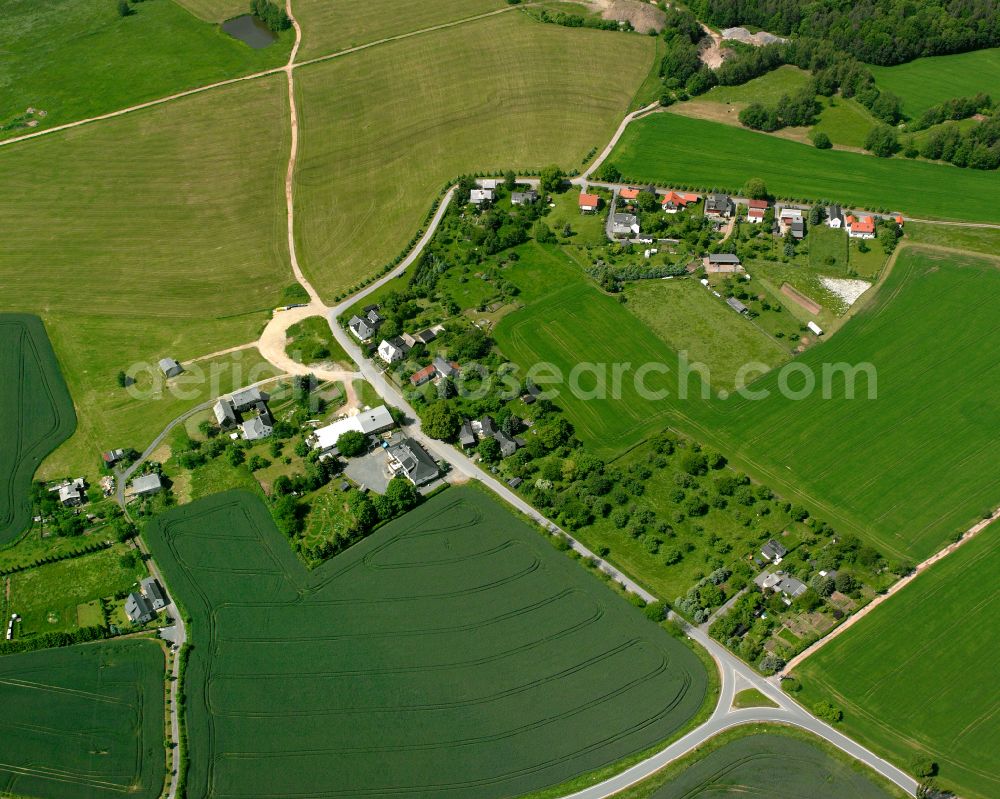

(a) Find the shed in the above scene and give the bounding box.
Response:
[158,358,183,378]
[726,297,749,315]
[131,473,163,497]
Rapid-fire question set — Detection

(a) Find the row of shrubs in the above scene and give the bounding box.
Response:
[0,539,113,577]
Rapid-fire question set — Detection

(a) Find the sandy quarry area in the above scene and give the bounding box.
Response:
[588,0,666,34]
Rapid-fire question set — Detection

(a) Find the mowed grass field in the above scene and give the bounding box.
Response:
[173,0,248,23]
[675,247,1000,561]
[0,0,291,140]
[0,315,76,546]
[870,47,1000,117]
[293,12,656,299]
[616,728,905,798]
[794,529,1000,799]
[495,243,699,459]
[624,278,791,390]
[144,487,709,799]
[609,113,1000,222]
[0,640,165,799]
[0,77,291,480]
[295,0,504,60]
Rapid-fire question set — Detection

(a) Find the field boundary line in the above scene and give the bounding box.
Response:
[784,505,1000,676]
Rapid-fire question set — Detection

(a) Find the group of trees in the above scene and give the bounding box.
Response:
[909,116,1000,169]
[249,0,290,31]
[739,86,821,131]
[909,94,993,131]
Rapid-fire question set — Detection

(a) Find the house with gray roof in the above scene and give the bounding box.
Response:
[131,473,163,497]
[125,592,155,624]
[459,422,477,448]
[511,190,538,205]
[386,438,439,486]
[611,213,640,238]
[241,415,273,442]
[761,539,788,563]
[469,188,495,206]
[755,570,807,602]
[213,398,238,427]
[348,315,376,341]
[141,577,168,610]
[229,386,266,412]
[158,358,183,378]
[432,356,461,380]
[496,433,519,458]
[704,194,734,219]
[55,478,86,507]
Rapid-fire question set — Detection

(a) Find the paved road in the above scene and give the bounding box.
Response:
[323,192,919,798]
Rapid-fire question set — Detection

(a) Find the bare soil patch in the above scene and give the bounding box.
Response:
[781,282,822,314]
[587,0,666,33]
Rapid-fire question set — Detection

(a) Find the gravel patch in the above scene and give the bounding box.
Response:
[820,277,872,307]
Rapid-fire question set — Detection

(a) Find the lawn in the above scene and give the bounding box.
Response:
[870,47,1000,118]
[0,640,165,799]
[9,545,146,635]
[293,11,656,299]
[624,278,790,391]
[676,247,1000,561]
[173,0,248,23]
[794,528,1000,799]
[0,315,76,546]
[294,0,504,60]
[494,243,696,458]
[143,487,710,799]
[731,688,778,709]
[609,112,1000,222]
[614,726,905,798]
[811,96,879,149]
[807,224,849,272]
[700,65,812,106]
[0,76,292,481]
[0,0,291,140]
[285,315,351,366]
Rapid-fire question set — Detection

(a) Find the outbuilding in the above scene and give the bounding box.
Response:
[158,358,183,378]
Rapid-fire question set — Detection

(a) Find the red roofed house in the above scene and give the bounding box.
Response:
[410,365,437,387]
[578,193,600,213]
[619,187,640,202]
[895,214,905,227]
[846,214,876,240]
[746,198,768,223]
[661,191,698,214]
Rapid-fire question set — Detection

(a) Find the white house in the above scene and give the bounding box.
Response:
[611,213,640,238]
[469,188,495,205]
[377,339,406,363]
[311,406,395,454]
[826,204,844,228]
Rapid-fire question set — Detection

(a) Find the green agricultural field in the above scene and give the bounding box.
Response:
[795,529,1000,799]
[677,247,1000,561]
[294,0,504,60]
[870,47,1000,118]
[624,278,790,390]
[905,221,1000,257]
[0,0,291,140]
[144,487,709,799]
[609,113,1000,222]
[173,0,248,23]
[0,639,165,799]
[0,77,291,480]
[293,12,656,299]
[615,727,905,799]
[8,545,146,635]
[0,315,76,546]
[494,243,699,458]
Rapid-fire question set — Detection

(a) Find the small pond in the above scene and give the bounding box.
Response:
[221,14,277,49]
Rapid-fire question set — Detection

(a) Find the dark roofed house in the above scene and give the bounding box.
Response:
[432,356,461,380]
[366,309,384,327]
[141,577,168,610]
[511,189,538,205]
[827,204,844,229]
[476,416,497,438]
[611,213,640,238]
[386,438,439,486]
[726,297,749,315]
[414,328,437,345]
[158,358,183,378]
[229,386,266,412]
[125,592,155,624]
[459,422,477,449]
[496,433,518,458]
[348,315,376,341]
[704,194,734,219]
[790,219,805,239]
[761,539,788,563]
[213,399,238,427]
[705,253,743,274]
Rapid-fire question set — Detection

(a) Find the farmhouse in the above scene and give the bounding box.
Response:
[726,297,749,315]
[578,193,600,213]
[746,198,768,223]
[140,577,168,610]
[612,213,640,238]
[131,473,162,497]
[102,449,126,466]
[846,214,876,239]
[158,358,183,378]
[311,405,395,454]
[704,193,734,219]
[241,413,273,442]
[213,398,238,427]
[511,190,538,205]
[229,386,266,412]
[761,539,788,563]
[778,207,805,239]
[377,337,408,363]
[755,570,808,602]
[125,592,155,624]
[826,204,844,228]
[348,315,376,341]
[704,253,743,274]
[661,191,698,213]
[386,437,439,486]
[54,478,86,507]
[409,364,436,387]
[432,356,461,380]
[469,188,494,205]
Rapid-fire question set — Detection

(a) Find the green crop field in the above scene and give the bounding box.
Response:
[870,47,1000,117]
[616,727,904,798]
[143,487,709,798]
[293,12,656,299]
[1,0,291,140]
[624,278,790,390]
[0,315,76,546]
[173,0,248,23]
[295,0,504,60]
[0,640,165,799]
[675,247,1000,561]
[0,77,291,480]
[494,243,701,458]
[609,113,1000,222]
[795,529,1000,799]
